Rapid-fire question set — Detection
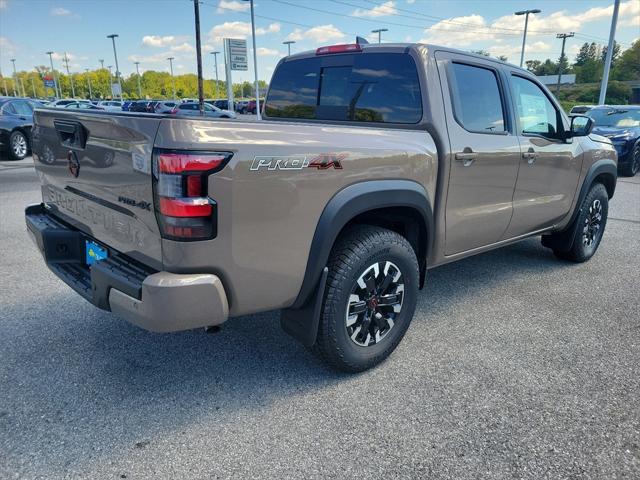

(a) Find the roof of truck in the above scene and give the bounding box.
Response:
[285,42,529,74]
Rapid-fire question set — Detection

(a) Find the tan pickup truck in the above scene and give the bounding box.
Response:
[26,42,617,371]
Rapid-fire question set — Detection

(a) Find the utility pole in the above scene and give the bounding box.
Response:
[371,28,388,44]
[167,57,176,100]
[210,51,220,99]
[19,78,26,98]
[599,0,620,105]
[245,0,261,120]
[30,74,37,98]
[99,59,104,69]
[283,40,295,56]
[193,0,205,114]
[46,51,60,99]
[85,68,93,99]
[134,62,142,98]
[555,32,574,96]
[10,59,18,96]
[107,34,123,101]
[515,9,541,67]
[63,53,76,98]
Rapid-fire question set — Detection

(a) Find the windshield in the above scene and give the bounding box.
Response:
[587,108,640,128]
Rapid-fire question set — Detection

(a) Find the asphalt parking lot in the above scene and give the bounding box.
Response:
[1,156,639,479]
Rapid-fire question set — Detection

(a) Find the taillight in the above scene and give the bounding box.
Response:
[169,108,178,114]
[316,44,362,55]
[152,149,232,241]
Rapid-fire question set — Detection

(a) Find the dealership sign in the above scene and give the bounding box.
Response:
[43,76,56,88]
[224,38,248,71]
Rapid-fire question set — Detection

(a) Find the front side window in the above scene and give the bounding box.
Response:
[265,52,422,124]
[448,62,506,133]
[511,75,561,138]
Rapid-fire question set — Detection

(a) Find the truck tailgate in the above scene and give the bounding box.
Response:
[31,109,163,269]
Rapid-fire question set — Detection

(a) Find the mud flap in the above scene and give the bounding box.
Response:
[280,267,328,347]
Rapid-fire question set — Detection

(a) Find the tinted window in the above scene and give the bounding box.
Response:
[265,53,422,124]
[511,75,560,137]
[449,63,505,133]
[587,108,640,128]
[179,104,197,110]
[3,102,17,114]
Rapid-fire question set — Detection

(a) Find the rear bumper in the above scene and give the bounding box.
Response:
[25,203,229,332]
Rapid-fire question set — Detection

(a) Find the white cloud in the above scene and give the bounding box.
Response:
[257,47,279,56]
[492,1,639,38]
[217,0,249,13]
[51,7,71,16]
[352,1,397,18]
[142,35,188,48]
[0,36,16,57]
[208,21,280,43]
[0,0,7,9]
[286,24,346,44]
[419,14,495,46]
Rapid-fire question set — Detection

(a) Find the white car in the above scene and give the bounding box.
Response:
[97,100,123,111]
[48,99,92,108]
[173,102,237,119]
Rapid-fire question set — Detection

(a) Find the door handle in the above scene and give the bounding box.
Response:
[522,150,537,164]
[455,151,478,167]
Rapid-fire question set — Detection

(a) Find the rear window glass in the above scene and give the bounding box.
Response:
[265,52,422,124]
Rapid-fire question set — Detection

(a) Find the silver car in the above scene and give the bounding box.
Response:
[173,101,236,119]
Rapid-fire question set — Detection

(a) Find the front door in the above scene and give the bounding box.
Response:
[503,74,582,238]
[436,54,521,255]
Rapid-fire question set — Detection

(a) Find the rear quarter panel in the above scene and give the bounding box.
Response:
[156,118,438,316]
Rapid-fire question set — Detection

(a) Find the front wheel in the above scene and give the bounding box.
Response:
[552,183,609,263]
[621,141,639,177]
[315,225,419,372]
[9,130,28,160]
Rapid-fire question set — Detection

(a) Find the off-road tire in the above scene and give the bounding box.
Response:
[315,225,419,372]
[553,183,608,263]
[8,130,28,160]
[620,141,639,177]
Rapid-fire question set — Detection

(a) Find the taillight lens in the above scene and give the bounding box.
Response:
[152,149,232,241]
[316,44,362,55]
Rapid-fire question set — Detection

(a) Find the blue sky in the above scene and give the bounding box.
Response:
[1,0,638,84]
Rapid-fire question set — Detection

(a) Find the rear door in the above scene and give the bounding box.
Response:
[503,73,582,237]
[32,109,164,269]
[436,53,520,255]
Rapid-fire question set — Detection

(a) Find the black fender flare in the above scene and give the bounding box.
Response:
[281,179,434,346]
[542,159,617,252]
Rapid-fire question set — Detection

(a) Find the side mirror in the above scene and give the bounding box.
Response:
[569,115,594,137]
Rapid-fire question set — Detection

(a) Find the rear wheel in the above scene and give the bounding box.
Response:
[315,225,419,372]
[9,130,28,160]
[551,183,609,263]
[621,141,639,177]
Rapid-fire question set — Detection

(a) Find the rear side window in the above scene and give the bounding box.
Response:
[265,53,422,124]
[448,62,506,133]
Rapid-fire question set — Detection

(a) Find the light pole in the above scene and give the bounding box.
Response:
[134,61,142,98]
[63,53,75,98]
[99,59,104,69]
[167,57,176,100]
[515,9,541,68]
[1,71,8,96]
[599,0,620,105]
[283,40,295,56]
[555,32,574,96]
[244,0,261,120]
[85,68,93,99]
[107,34,123,101]
[30,72,37,98]
[46,51,60,99]
[210,51,220,99]
[371,28,388,44]
[10,59,18,96]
